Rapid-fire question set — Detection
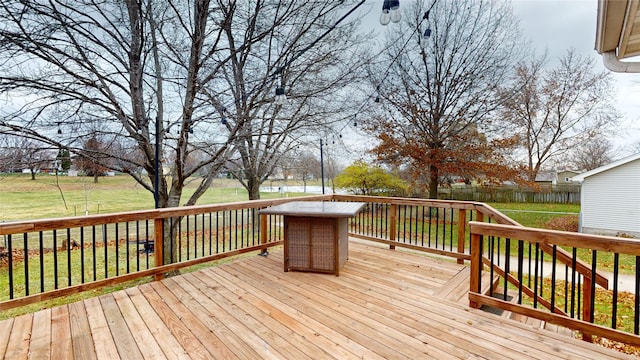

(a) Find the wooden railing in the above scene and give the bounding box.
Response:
[2,193,636,347]
[469,221,640,346]
[2,194,496,311]
[0,195,331,311]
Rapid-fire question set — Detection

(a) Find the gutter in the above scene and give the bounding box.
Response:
[602,51,640,73]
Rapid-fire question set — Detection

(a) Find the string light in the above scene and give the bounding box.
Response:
[268,1,366,106]
[421,10,432,49]
[380,0,401,25]
[335,0,437,137]
[275,86,286,105]
[220,106,227,125]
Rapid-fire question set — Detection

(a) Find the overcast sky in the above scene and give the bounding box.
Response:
[354,0,640,157]
[512,0,640,154]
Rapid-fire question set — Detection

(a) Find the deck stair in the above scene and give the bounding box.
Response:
[487,289,575,338]
[435,267,575,338]
[434,267,496,304]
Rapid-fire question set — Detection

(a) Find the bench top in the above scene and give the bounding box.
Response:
[260,201,365,218]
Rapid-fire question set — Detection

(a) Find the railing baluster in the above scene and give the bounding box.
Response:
[235,210,239,250]
[635,256,640,334]
[67,228,72,286]
[571,247,577,318]
[209,212,213,255]
[80,227,85,283]
[449,208,454,252]
[39,231,44,292]
[92,225,97,282]
[427,207,432,247]
[527,243,532,288]
[533,243,539,308]
[8,234,14,299]
[114,224,119,276]
[589,250,597,324]
[551,245,557,312]
[53,229,58,289]
[186,215,190,260]
[421,206,426,247]
[144,220,150,269]
[564,264,569,313]
[612,252,619,329]
[202,213,206,255]
[126,222,130,274]
[102,224,108,279]
[216,212,220,253]
[435,208,439,248]
[222,212,227,252]
[517,239,523,304]
[503,238,510,301]
[23,233,28,296]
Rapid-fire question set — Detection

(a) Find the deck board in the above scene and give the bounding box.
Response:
[99,294,144,360]
[124,286,191,360]
[28,309,52,360]
[84,297,120,360]
[5,314,31,360]
[0,241,635,359]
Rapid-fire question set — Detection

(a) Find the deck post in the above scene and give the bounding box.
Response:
[582,276,594,342]
[469,230,482,309]
[457,209,466,264]
[389,204,397,250]
[154,218,164,281]
[260,213,268,255]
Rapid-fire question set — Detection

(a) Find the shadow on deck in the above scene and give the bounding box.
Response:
[0,241,633,359]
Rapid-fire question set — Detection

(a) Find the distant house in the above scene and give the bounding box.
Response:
[534,170,557,185]
[534,170,581,186]
[572,153,640,237]
[557,170,581,185]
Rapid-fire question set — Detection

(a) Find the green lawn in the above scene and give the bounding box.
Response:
[488,202,580,228]
[0,174,311,221]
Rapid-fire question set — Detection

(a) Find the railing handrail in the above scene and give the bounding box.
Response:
[468,220,640,346]
[470,221,640,256]
[470,205,608,288]
[0,195,332,236]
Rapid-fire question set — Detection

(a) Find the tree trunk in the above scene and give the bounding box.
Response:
[247,176,261,200]
[428,164,439,199]
[93,172,99,184]
[30,170,36,180]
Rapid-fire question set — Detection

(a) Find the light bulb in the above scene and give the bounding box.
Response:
[275,87,286,105]
[421,28,432,49]
[390,9,401,23]
[379,10,391,25]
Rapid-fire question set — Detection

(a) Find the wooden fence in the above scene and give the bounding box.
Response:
[440,185,581,204]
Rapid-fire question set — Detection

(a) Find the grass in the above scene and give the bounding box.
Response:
[0,173,311,221]
[487,202,580,228]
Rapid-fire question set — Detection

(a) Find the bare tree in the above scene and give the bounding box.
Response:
[0,137,55,180]
[364,0,526,199]
[0,0,370,263]
[214,1,371,199]
[501,49,619,180]
[293,152,320,192]
[0,0,237,211]
[569,136,614,171]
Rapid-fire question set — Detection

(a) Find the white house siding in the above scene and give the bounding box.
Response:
[580,159,640,237]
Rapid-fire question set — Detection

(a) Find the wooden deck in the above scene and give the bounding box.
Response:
[0,241,634,359]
